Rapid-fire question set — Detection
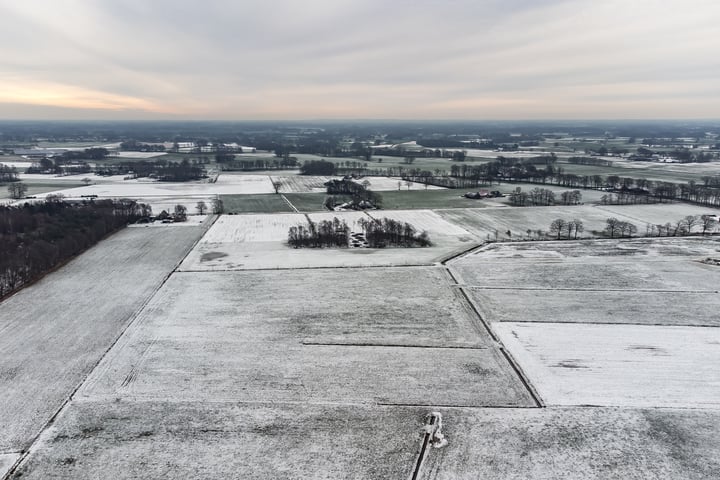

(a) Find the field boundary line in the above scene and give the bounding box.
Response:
[444,265,544,408]
[178,263,436,273]
[280,193,299,212]
[463,286,720,293]
[437,242,486,265]
[378,403,537,409]
[301,342,486,350]
[2,221,212,480]
[493,319,720,328]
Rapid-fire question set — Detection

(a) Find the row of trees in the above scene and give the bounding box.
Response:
[0,198,149,298]
[549,218,585,239]
[497,186,582,207]
[95,159,205,181]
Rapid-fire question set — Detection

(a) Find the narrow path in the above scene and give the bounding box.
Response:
[280,193,299,212]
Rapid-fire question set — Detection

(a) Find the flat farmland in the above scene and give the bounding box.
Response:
[219,193,294,213]
[12,402,426,480]
[418,407,720,479]
[282,192,329,211]
[180,211,480,271]
[359,176,445,191]
[437,205,637,239]
[0,224,206,453]
[269,175,331,193]
[80,268,531,407]
[595,203,720,228]
[495,322,720,408]
[451,238,720,326]
[468,289,720,326]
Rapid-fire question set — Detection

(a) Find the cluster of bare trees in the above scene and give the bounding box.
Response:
[549,218,585,239]
[645,215,718,237]
[357,217,431,248]
[559,190,583,205]
[509,187,556,206]
[0,198,149,298]
[0,165,19,183]
[604,218,638,238]
[288,218,350,248]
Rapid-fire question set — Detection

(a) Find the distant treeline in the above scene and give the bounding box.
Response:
[95,159,205,181]
[0,165,19,183]
[216,154,298,171]
[0,198,149,298]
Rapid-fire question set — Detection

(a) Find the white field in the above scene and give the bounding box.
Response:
[180,211,480,270]
[0,225,205,452]
[496,322,720,408]
[438,205,630,239]
[595,203,720,228]
[419,407,720,480]
[452,238,720,326]
[79,268,530,407]
[367,209,473,237]
[437,203,718,239]
[308,210,370,232]
[0,161,32,168]
[270,175,332,193]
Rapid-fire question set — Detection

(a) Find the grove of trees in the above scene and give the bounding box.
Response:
[0,198,150,298]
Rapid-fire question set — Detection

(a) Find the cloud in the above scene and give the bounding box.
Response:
[1,0,719,119]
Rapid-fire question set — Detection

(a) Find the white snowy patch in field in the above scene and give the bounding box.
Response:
[0,161,32,168]
[496,322,720,408]
[270,175,332,193]
[107,152,167,159]
[367,209,473,237]
[200,213,307,243]
[180,211,480,270]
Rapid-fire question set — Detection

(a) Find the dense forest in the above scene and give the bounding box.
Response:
[0,198,150,298]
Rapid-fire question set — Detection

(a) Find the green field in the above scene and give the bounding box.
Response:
[220,194,294,213]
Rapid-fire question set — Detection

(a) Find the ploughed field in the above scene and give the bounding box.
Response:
[2,203,720,478]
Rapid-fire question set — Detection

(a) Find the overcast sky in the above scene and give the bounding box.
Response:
[1,0,719,120]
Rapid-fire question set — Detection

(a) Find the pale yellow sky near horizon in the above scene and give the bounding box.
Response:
[1,0,719,120]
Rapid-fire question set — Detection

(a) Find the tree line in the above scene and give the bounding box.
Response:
[0,198,149,298]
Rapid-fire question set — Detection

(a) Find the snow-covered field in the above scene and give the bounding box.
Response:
[79,268,529,406]
[270,175,332,193]
[437,203,719,239]
[180,210,480,271]
[0,225,205,453]
[496,322,720,408]
[417,407,720,479]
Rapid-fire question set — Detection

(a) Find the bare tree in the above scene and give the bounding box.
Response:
[195,200,207,215]
[682,215,700,234]
[550,218,567,239]
[173,204,187,222]
[212,198,224,214]
[272,181,282,194]
[605,217,620,238]
[701,215,718,235]
[7,182,28,199]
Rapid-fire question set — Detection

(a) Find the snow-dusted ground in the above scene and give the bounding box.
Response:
[0,454,19,479]
[418,407,720,479]
[180,210,480,271]
[437,203,719,239]
[270,175,331,193]
[0,161,32,168]
[0,225,205,453]
[496,322,720,408]
[79,268,529,406]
